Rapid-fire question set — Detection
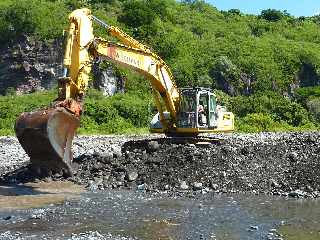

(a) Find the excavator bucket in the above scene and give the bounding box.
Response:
[15,107,80,177]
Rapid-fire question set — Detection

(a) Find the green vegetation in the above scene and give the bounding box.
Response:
[0,0,320,134]
[0,90,55,135]
[80,88,153,134]
[0,88,153,135]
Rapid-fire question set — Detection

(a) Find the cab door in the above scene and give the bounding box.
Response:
[197,92,209,128]
[208,94,217,128]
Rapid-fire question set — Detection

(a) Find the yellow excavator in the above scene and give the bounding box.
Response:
[15,9,234,176]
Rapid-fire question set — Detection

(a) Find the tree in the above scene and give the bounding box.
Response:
[119,1,156,28]
[259,9,285,22]
[228,9,241,16]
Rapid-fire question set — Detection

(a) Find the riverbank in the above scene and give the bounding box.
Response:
[1,132,320,198]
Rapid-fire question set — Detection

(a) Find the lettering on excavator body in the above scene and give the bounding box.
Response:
[115,51,141,67]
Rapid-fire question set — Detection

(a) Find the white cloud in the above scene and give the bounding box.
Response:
[313,10,320,16]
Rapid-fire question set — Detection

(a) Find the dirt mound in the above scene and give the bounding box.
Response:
[2,133,320,198]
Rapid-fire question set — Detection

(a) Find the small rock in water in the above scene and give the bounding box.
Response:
[137,183,146,191]
[180,181,189,190]
[250,225,259,230]
[289,189,306,198]
[202,187,210,194]
[88,180,98,191]
[193,182,203,190]
[147,141,160,152]
[126,171,138,181]
[3,216,11,220]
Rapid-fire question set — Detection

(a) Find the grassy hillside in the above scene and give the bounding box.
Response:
[0,0,320,134]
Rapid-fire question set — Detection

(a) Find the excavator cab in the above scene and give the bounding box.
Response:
[177,88,218,129]
[150,87,234,135]
[175,87,233,133]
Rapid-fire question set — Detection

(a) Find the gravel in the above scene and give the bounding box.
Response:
[1,132,320,198]
[0,231,136,240]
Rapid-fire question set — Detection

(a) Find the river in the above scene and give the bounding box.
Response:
[0,181,319,240]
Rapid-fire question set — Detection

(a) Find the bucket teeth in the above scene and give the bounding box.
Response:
[15,107,80,177]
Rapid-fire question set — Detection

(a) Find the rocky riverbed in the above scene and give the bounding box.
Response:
[1,132,320,198]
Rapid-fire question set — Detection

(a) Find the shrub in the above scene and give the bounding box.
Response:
[0,90,55,135]
[111,94,153,127]
[237,113,273,132]
[0,89,153,136]
[296,86,320,100]
[84,99,119,125]
[229,93,312,127]
[307,97,320,122]
[259,9,286,22]
[0,0,68,43]
[119,1,156,28]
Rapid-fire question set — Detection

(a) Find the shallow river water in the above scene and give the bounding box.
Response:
[0,182,319,240]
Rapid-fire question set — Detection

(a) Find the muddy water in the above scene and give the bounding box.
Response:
[0,181,84,209]
[0,188,319,240]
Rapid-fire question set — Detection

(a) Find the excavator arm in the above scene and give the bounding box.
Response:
[91,38,180,127]
[60,8,179,128]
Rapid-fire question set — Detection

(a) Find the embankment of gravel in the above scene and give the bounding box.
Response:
[1,132,320,198]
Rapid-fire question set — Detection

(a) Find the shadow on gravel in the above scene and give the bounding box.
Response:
[0,164,69,187]
[122,137,222,152]
[1,165,38,184]
[0,184,47,196]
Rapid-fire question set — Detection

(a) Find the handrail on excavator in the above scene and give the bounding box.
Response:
[92,15,109,29]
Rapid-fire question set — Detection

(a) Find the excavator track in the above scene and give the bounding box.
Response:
[15,107,80,177]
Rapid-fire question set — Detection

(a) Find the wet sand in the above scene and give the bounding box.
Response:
[0,181,84,209]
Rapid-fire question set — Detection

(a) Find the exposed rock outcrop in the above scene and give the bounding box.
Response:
[0,35,63,95]
[0,36,124,96]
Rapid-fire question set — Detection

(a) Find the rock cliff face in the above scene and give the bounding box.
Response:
[0,35,63,95]
[0,36,124,96]
[93,63,125,96]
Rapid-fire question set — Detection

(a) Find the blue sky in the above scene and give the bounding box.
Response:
[207,0,319,17]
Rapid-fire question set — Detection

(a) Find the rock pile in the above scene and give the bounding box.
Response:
[1,132,320,198]
[68,133,320,198]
